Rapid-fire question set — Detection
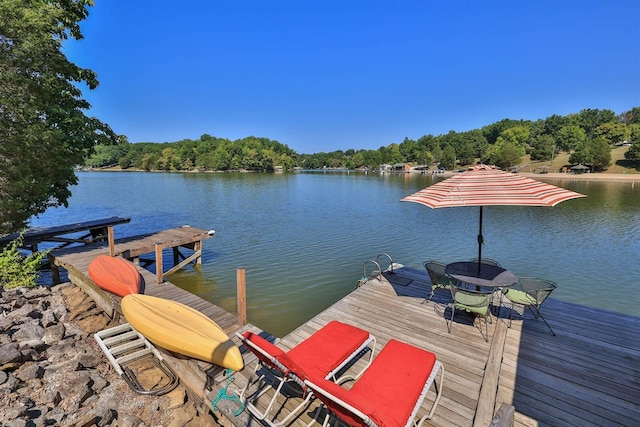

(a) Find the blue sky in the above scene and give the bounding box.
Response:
[65,1,640,154]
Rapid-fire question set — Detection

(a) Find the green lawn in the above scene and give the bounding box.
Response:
[517,146,638,174]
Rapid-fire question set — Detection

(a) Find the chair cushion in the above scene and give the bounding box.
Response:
[454,292,490,315]
[286,321,370,380]
[350,339,437,427]
[503,288,536,305]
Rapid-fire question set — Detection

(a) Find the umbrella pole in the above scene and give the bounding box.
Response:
[477,206,483,276]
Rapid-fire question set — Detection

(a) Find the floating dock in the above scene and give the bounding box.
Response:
[49,232,640,426]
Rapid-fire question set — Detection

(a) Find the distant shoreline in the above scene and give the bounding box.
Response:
[518,172,640,182]
[86,167,640,182]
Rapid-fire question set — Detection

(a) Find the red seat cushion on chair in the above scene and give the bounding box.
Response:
[286,321,370,380]
[351,339,436,427]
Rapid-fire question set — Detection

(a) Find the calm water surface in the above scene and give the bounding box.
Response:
[33,171,640,337]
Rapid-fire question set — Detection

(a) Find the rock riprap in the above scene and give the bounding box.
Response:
[0,283,214,427]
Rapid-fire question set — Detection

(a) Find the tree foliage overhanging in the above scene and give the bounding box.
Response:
[0,0,118,235]
[85,107,640,173]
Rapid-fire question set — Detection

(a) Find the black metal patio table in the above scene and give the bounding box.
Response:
[445,261,518,315]
[445,261,518,290]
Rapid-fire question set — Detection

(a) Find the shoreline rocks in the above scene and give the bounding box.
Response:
[0,283,215,427]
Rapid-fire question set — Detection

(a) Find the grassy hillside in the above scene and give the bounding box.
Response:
[518,146,638,174]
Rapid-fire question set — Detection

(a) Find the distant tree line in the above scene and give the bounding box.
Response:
[85,107,640,173]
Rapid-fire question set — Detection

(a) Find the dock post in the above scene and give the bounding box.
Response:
[108,226,115,257]
[155,243,163,284]
[237,268,247,326]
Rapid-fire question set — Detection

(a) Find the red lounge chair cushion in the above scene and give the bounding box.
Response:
[312,339,437,427]
[286,321,370,380]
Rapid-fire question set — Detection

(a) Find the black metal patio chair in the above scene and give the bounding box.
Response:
[502,277,557,335]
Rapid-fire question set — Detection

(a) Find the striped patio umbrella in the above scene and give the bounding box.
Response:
[401,165,586,267]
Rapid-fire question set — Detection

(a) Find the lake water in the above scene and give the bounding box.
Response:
[32,171,640,337]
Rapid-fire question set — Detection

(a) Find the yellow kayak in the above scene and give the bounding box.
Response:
[121,294,244,371]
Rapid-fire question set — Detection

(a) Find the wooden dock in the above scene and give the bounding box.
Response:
[211,265,640,427]
[49,226,250,412]
[50,234,640,427]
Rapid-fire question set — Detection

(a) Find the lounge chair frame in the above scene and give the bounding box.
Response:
[236,323,376,426]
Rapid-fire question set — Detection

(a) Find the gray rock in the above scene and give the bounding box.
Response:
[42,323,65,344]
[45,340,75,358]
[59,383,94,412]
[13,323,45,342]
[10,295,28,309]
[58,372,92,398]
[40,390,62,405]
[118,414,145,427]
[40,310,58,328]
[0,372,18,392]
[43,406,66,425]
[66,410,99,427]
[93,404,116,427]
[7,303,38,320]
[17,339,46,354]
[88,372,108,393]
[3,401,28,420]
[0,316,16,333]
[3,418,28,427]
[23,287,51,300]
[25,404,49,426]
[0,343,22,364]
[65,405,116,427]
[0,370,7,385]
[78,353,103,369]
[15,363,45,381]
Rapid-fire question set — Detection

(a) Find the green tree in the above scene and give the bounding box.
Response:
[544,114,571,139]
[623,124,640,162]
[461,129,488,158]
[587,137,612,171]
[556,125,586,152]
[485,141,525,169]
[85,144,124,168]
[481,119,528,145]
[570,137,611,171]
[0,0,116,235]
[457,141,476,166]
[440,145,456,170]
[574,108,618,138]
[593,123,629,146]
[530,134,555,161]
[620,107,640,125]
[483,126,528,167]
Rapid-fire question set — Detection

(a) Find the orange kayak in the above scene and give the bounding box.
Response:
[88,255,142,297]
